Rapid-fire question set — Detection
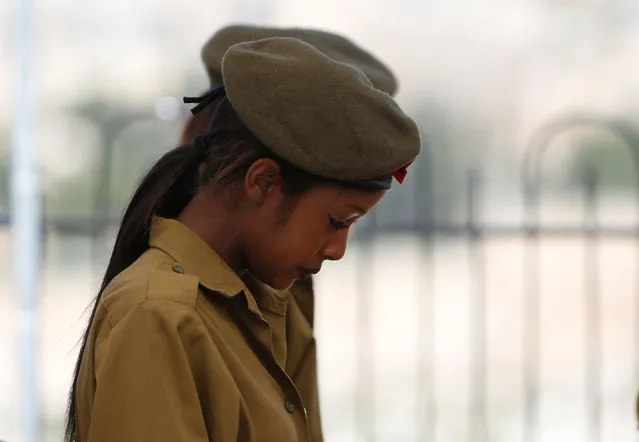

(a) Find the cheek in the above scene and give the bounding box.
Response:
[268,210,328,263]
[243,197,329,275]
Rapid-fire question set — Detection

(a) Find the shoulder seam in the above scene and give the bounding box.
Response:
[101,259,156,329]
[147,261,200,308]
[103,298,200,331]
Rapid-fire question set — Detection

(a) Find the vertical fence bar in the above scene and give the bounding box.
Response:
[416,149,436,442]
[467,168,488,442]
[582,166,601,442]
[522,161,541,442]
[356,215,376,442]
[11,0,42,440]
[636,210,639,423]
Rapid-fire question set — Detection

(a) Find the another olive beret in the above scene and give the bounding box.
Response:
[221,37,420,182]
[202,24,398,96]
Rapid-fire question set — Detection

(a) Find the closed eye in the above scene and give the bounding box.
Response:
[328,216,349,231]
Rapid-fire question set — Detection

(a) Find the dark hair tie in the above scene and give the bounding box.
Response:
[183,87,226,115]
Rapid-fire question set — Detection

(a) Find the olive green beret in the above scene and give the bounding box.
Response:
[221,37,420,182]
[202,24,398,96]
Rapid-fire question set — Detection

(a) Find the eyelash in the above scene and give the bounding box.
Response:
[328,216,349,231]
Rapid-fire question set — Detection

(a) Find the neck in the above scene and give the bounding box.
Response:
[177,189,245,272]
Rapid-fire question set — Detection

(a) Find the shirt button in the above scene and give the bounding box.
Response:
[172,264,185,274]
[284,399,296,414]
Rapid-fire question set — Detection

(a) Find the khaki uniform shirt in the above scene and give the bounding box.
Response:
[76,216,322,442]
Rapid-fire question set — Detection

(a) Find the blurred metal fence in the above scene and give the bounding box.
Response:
[353,113,639,442]
[3,112,639,442]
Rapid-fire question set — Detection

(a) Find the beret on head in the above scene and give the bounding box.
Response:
[220,37,420,182]
[202,24,398,96]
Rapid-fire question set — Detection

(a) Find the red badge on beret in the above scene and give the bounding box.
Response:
[392,160,413,184]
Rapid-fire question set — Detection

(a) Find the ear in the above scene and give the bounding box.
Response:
[244,158,284,205]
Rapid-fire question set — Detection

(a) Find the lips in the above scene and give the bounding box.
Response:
[297,267,320,281]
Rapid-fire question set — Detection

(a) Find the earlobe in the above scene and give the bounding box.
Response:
[255,180,275,202]
[249,182,273,205]
[250,190,263,204]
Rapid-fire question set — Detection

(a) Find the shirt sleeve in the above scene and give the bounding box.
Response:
[86,301,214,442]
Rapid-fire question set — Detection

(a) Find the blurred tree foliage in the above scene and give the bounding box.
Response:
[44,97,184,227]
[0,94,487,236]
[16,97,639,236]
[356,100,484,235]
[568,131,639,191]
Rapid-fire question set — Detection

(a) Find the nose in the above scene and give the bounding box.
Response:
[321,228,349,262]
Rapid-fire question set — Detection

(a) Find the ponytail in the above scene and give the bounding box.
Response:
[63,141,202,441]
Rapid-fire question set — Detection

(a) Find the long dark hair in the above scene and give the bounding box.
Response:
[63,93,326,441]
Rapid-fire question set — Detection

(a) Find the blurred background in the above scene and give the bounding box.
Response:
[2,0,639,441]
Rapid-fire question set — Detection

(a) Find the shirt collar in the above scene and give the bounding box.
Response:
[148,216,287,316]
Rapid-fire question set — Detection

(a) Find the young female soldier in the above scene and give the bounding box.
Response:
[65,37,420,442]
[176,26,402,441]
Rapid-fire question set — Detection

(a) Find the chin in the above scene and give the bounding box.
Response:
[258,272,295,291]
[248,268,291,291]
[267,278,295,291]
